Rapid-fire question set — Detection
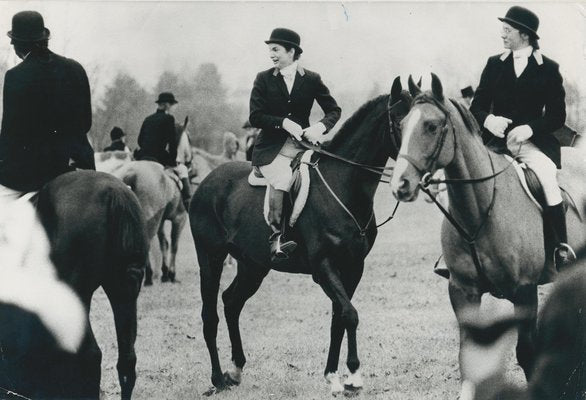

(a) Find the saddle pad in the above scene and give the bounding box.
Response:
[262,150,314,227]
[505,155,543,211]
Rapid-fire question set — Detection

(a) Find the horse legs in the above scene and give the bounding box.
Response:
[316,259,362,394]
[103,273,142,400]
[144,257,153,286]
[222,263,268,387]
[197,248,228,390]
[158,225,171,282]
[167,213,187,283]
[448,281,481,395]
[73,297,102,400]
[513,285,538,380]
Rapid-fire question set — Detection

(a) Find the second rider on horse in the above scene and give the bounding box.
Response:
[249,28,341,262]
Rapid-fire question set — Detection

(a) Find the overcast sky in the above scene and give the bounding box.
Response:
[0,1,585,102]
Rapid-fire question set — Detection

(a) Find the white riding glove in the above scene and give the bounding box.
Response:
[282,118,303,141]
[484,114,512,138]
[302,122,327,145]
[507,125,533,150]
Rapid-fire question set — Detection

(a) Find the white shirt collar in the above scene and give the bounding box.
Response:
[279,61,298,77]
[499,47,543,65]
[512,45,533,59]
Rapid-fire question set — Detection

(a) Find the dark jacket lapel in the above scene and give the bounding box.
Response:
[272,68,290,99]
[290,67,306,98]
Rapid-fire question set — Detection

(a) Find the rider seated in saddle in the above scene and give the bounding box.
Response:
[0,11,95,203]
[470,6,576,268]
[249,27,341,262]
[135,92,191,210]
[104,127,131,153]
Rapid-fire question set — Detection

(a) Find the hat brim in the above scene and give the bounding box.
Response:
[7,27,50,42]
[498,17,539,39]
[155,100,178,104]
[265,39,303,54]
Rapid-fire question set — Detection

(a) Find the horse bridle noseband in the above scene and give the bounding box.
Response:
[295,94,404,235]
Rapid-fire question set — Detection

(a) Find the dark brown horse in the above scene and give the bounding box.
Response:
[36,170,148,399]
[190,77,411,393]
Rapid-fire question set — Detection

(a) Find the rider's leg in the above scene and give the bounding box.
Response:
[259,154,297,262]
[516,142,576,268]
[174,164,191,210]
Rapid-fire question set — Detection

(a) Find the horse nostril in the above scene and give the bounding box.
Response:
[399,179,409,191]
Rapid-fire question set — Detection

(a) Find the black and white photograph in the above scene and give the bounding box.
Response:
[0,1,585,399]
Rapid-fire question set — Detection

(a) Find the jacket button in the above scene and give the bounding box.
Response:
[287,100,291,103]
[287,113,291,116]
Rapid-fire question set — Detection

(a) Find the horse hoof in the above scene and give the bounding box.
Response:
[169,271,176,283]
[326,372,345,394]
[343,385,362,397]
[161,275,169,283]
[202,386,230,396]
[223,371,241,387]
[144,278,153,286]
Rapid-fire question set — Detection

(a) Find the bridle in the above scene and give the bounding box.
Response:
[294,94,405,235]
[397,94,518,295]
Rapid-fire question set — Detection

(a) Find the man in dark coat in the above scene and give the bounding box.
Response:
[136,92,191,209]
[0,10,95,197]
[470,6,574,267]
[249,27,341,261]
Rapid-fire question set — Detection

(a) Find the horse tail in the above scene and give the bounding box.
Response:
[106,184,148,296]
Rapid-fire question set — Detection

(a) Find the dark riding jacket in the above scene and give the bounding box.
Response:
[104,139,127,152]
[249,66,341,166]
[0,48,94,192]
[470,50,566,168]
[136,109,177,166]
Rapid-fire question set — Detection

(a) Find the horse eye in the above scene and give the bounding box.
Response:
[427,123,437,132]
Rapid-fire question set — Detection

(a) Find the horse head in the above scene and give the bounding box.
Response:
[324,76,413,165]
[391,73,458,201]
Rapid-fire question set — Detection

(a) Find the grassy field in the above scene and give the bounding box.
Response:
[90,183,532,399]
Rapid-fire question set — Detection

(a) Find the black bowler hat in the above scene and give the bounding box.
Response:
[498,6,540,39]
[7,10,51,43]
[461,86,475,99]
[155,92,178,104]
[265,28,303,54]
[110,127,125,140]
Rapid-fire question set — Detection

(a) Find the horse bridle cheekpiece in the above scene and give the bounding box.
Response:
[397,93,455,187]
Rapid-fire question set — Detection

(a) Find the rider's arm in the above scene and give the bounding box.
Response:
[249,72,285,130]
[526,61,566,137]
[313,72,341,133]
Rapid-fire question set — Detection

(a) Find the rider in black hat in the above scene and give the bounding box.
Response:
[249,27,341,262]
[470,5,574,270]
[104,127,130,153]
[136,92,191,209]
[0,10,95,199]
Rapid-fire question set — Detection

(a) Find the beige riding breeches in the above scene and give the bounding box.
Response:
[259,137,304,192]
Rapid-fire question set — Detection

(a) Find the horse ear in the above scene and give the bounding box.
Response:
[184,116,189,125]
[431,73,444,101]
[408,75,422,97]
[390,76,402,101]
[417,76,422,88]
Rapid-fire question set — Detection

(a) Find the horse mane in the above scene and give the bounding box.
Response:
[324,94,388,149]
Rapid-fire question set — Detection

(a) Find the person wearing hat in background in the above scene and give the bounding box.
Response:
[243,120,260,162]
[135,92,191,209]
[249,27,341,262]
[103,127,131,153]
[460,86,475,108]
[0,10,95,201]
[470,6,574,268]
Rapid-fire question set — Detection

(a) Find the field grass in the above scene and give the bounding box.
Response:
[90,184,534,399]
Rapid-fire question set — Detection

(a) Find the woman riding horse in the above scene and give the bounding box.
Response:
[249,27,341,262]
[470,6,576,267]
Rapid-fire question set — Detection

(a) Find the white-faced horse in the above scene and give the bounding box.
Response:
[390,74,586,397]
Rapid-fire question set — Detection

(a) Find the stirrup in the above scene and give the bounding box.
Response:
[269,232,297,261]
[554,243,577,268]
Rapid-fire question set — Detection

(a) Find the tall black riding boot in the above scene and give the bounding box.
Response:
[180,177,191,210]
[548,203,576,269]
[268,188,297,262]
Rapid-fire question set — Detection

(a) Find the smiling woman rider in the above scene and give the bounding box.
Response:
[249,27,341,262]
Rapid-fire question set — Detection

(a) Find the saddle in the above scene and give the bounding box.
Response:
[509,155,576,214]
[248,150,314,227]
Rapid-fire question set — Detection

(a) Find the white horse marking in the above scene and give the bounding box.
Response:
[344,368,364,388]
[225,362,242,383]
[325,372,344,393]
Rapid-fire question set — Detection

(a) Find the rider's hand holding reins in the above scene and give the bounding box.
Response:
[302,122,326,144]
[484,114,512,138]
[506,125,533,149]
[283,118,303,141]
